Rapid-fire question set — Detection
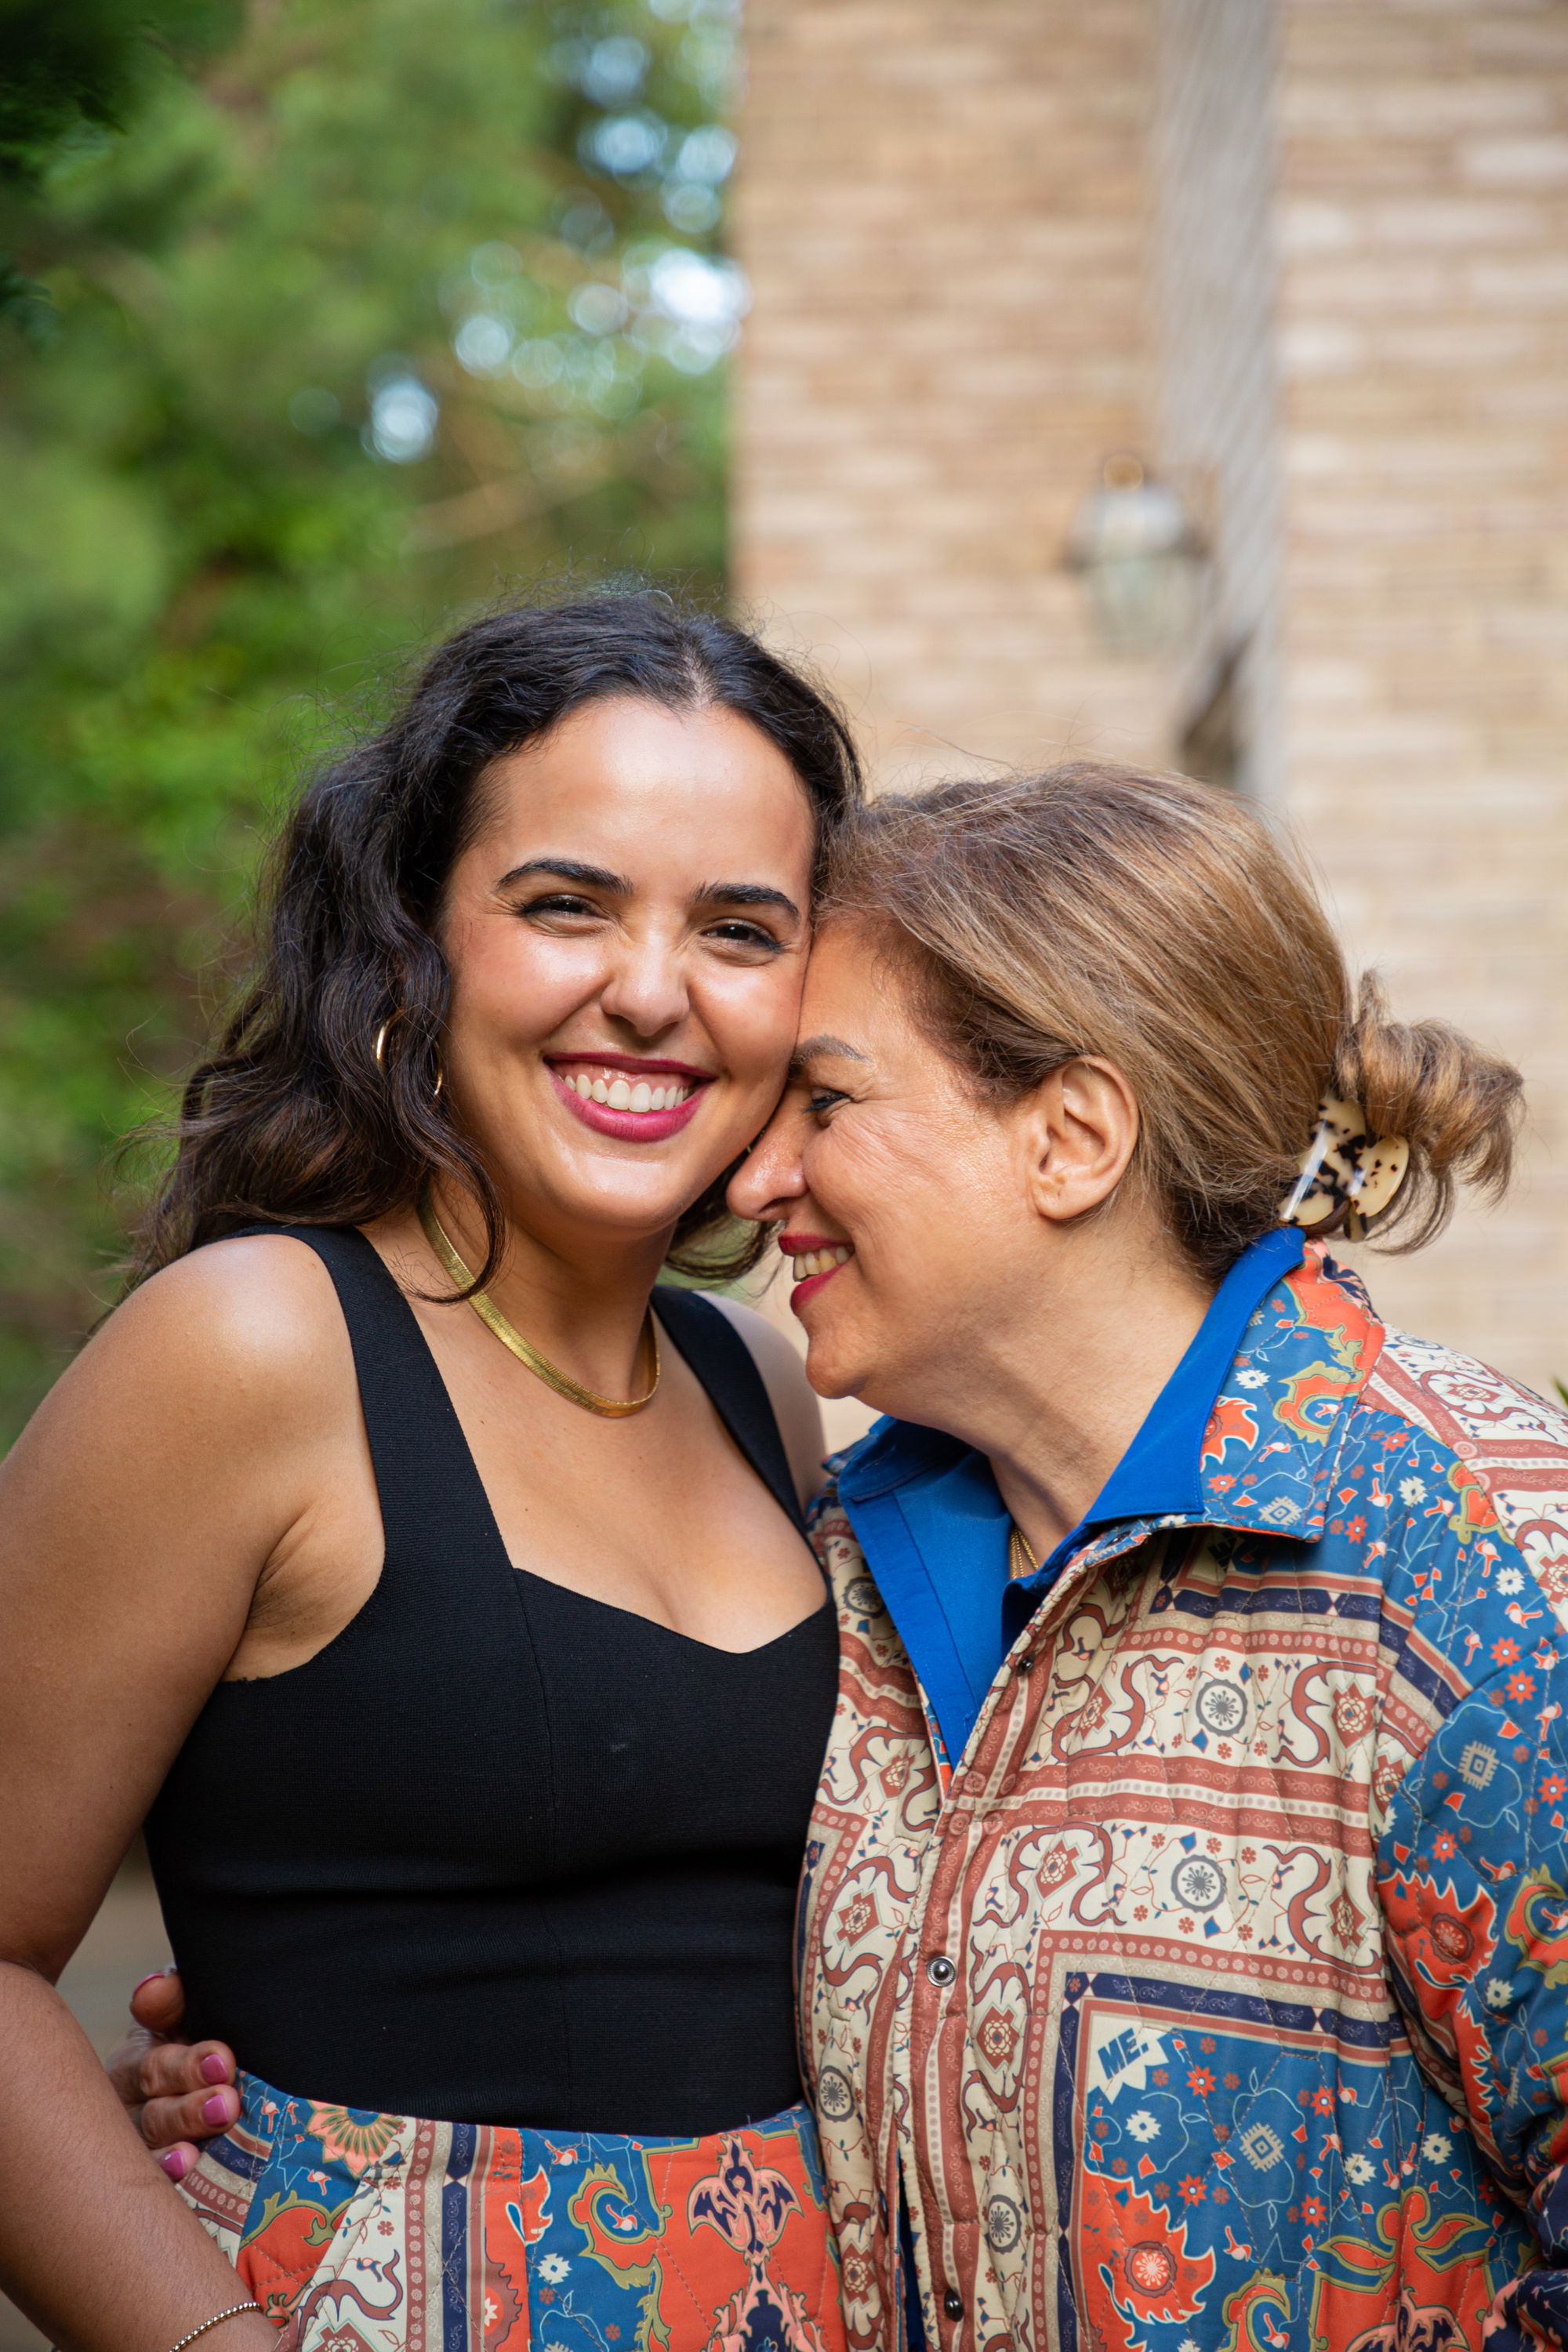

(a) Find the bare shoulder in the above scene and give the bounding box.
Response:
[6,1234,354,1478]
[709,1296,827,1512]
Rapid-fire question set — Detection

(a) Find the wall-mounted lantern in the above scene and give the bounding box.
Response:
[1067,452,1206,659]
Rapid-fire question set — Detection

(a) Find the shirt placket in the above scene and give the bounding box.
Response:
[888,1531,1145,2347]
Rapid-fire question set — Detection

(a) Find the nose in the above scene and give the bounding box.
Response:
[598,927,691,1040]
[728,1094,808,1223]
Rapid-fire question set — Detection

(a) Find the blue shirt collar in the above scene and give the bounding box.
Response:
[835,1225,1306,1764]
[1043,1222,1305,1561]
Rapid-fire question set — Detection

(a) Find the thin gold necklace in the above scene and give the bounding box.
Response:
[419,1197,661,1419]
[1009,1522,1036,1581]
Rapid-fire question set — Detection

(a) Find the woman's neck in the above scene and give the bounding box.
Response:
[404,1188,673,1400]
[956,1227,1214,1563]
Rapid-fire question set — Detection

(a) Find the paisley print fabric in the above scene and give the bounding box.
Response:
[176,2071,847,2352]
[797,1243,1568,2352]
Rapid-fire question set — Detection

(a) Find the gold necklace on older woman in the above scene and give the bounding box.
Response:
[418,1197,661,1418]
[1009,1522,1036,1581]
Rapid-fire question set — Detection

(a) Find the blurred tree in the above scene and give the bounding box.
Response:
[0,0,742,1440]
[0,0,245,319]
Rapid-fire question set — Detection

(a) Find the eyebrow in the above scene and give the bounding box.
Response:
[789,1033,869,1075]
[495,859,800,920]
[694,880,801,920]
[495,858,632,894]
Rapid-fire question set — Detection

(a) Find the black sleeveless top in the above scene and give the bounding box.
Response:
[143,1226,837,2136]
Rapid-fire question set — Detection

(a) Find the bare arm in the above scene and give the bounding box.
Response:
[0,1240,348,2352]
[711,1296,827,1513]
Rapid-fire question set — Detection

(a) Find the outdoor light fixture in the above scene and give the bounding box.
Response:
[1067,452,1206,658]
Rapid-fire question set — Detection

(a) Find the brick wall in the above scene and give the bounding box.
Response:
[735,0,1568,1403]
[1276,0,1568,1391]
[733,0,1172,785]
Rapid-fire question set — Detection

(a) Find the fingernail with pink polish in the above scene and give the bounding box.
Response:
[160,2150,190,2181]
[200,2053,229,2085]
[201,2093,232,2126]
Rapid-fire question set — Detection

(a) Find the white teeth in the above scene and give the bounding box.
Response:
[791,1244,852,1279]
[561,1069,694,1114]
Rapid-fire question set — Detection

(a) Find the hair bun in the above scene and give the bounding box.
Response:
[1334,975,1523,1250]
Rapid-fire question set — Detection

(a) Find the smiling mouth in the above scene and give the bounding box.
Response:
[557,1065,696,1116]
[781,1234,855,1287]
[547,1058,710,1120]
[788,1243,853,1279]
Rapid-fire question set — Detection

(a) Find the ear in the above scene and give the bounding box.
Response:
[1012,1058,1140,1225]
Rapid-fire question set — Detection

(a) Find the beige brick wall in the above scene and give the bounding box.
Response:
[735,0,1568,1404]
[733,0,1174,785]
[1276,0,1568,1391]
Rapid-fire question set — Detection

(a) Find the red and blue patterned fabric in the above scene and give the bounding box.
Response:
[797,1241,1568,2351]
[176,2070,848,2352]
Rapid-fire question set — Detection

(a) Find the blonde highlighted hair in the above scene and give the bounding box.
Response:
[823,763,1522,1280]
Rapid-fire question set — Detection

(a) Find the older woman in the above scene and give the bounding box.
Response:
[728,765,1559,2352]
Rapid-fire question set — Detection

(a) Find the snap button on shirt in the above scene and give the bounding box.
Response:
[942,2291,964,2321]
[924,1955,956,1987]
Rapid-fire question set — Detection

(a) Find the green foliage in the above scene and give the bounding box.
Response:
[0,0,739,1440]
[0,0,244,188]
[0,0,245,318]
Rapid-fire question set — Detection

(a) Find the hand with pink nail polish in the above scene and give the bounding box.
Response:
[104,1965,240,2175]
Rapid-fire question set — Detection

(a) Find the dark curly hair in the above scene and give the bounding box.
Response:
[131,593,863,1291]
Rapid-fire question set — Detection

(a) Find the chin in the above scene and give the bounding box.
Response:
[799,1325,877,1407]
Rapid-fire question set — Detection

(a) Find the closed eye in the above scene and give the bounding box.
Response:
[808,1087,850,1116]
[519,891,604,920]
[703,919,786,953]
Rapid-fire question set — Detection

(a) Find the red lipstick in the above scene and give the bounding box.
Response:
[547,1060,709,1145]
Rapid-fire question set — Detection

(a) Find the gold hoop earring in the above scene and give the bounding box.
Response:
[375,1011,443,1104]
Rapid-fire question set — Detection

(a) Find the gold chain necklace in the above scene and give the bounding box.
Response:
[1009,1522,1037,1581]
[419,1198,661,1419]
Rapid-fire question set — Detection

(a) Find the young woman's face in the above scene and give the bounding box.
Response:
[439,696,815,1252]
[728,920,1036,1415]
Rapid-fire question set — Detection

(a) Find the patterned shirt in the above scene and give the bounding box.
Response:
[797,1243,1568,2351]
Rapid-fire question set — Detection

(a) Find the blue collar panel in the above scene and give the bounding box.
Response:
[837,1225,1306,1765]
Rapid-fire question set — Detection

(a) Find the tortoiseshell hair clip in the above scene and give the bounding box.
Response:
[1281,1095,1410,1243]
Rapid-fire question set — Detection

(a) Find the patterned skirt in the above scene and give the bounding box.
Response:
[176,2071,848,2352]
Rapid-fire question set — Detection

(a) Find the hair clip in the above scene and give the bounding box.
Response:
[1281,1094,1410,1242]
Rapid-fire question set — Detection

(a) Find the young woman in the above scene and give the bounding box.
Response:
[0,596,861,2352]
[723,765,1559,2352]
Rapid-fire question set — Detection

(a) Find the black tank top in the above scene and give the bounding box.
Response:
[143,1226,837,2135]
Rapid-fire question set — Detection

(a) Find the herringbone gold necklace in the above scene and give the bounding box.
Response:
[419,1198,660,1418]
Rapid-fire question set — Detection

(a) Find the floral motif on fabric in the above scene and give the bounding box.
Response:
[176,2078,847,2352]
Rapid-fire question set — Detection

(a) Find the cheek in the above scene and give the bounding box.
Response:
[701,962,808,1084]
[818,1109,1009,1285]
[445,923,595,1051]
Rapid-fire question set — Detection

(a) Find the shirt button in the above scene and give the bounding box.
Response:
[925,1954,956,1987]
[1015,1656,1034,1677]
[942,2290,964,2321]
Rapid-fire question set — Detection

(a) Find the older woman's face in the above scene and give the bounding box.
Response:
[729,921,1038,1413]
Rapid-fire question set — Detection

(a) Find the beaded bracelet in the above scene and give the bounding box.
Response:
[164,2302,263,2352]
